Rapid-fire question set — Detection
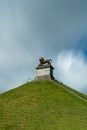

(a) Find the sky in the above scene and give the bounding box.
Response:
[0,0,87,94]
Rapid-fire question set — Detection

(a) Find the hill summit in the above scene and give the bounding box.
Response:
[0,80,87,130]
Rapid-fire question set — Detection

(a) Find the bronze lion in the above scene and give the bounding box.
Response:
[39,57,52,66]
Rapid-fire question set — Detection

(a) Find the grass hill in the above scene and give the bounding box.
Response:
[0,80,87,130]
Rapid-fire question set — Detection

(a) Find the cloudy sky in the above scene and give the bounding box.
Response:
[0,0,87,94]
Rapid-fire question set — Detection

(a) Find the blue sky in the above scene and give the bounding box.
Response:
[0,0,87,94]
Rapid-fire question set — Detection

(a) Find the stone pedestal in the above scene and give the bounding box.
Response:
[35,65,54,80]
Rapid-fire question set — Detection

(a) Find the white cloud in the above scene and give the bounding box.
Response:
[56,50,87,92]
[1,0,87,93]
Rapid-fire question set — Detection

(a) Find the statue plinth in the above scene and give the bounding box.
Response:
[35,65,54,80]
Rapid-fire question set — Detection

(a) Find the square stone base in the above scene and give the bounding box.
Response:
[35,65,54,80]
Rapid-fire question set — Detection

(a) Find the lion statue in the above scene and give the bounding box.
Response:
[38,57,52,66]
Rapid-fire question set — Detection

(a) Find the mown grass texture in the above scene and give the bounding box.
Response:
[0,80,87,130]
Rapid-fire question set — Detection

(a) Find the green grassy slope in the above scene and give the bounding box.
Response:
[0,80,87,130]
[56,80,87,100]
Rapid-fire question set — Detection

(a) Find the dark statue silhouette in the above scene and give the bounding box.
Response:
[38,57,52,66]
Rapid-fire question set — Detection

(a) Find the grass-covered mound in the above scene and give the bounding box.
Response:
[0,80,87,130]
